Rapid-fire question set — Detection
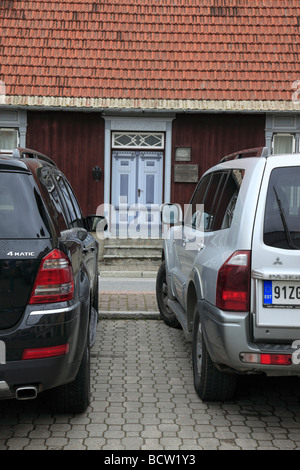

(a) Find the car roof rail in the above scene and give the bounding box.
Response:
[11,147,57,167]
[220,146,269,163]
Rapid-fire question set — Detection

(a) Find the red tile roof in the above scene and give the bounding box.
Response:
[0,0,300,111]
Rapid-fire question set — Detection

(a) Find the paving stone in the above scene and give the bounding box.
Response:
[1,317,300,450]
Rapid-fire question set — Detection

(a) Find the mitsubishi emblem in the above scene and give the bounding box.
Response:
[273,257,283,265]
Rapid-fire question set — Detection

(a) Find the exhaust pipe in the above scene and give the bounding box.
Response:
[15,385,38,400]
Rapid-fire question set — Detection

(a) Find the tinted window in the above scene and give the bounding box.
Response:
[264,166,300,249]
[215,170,244,230]
[56,175,83,228]
[0,172,51,238]
[42,171,68,232]
[188,170,243,231]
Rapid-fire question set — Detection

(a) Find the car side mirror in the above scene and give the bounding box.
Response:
[85,215,108,232]
[161,203,182,225]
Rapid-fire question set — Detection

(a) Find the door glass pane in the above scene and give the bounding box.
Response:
[146,174,155,204]
[120,174,129,198]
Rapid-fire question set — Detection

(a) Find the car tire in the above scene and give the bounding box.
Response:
[49,339,91,414]
[192,307,237,401]
[156,261,181,328]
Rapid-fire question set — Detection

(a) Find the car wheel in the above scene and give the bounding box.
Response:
[156,261,181,328]
[192,307,237,401]
[49,339,91,414]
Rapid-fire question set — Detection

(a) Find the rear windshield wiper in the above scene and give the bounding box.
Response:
[273,186,298,250]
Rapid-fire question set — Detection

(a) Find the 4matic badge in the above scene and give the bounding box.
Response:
[7,251,35,257]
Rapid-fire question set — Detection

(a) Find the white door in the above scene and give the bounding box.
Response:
[111,150,163,237]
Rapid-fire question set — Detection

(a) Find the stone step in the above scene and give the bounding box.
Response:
[101,237,163,267]
[104,247,161,257]
[103,238,163,247]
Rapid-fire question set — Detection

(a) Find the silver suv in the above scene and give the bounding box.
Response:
[156,147,300,401]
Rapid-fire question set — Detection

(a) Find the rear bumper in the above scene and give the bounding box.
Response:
[199,299,300,376]
[0,300,86,398]
[0,354,80,399]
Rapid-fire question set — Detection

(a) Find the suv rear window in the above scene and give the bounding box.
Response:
[0,172,50,239]
[264,166,300,249]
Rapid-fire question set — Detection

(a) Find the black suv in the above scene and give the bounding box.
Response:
[0,148,103,413]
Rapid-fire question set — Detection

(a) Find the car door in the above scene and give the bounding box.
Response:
[171,172,213,308]
[171,169,244,310]
[54,172,98,297]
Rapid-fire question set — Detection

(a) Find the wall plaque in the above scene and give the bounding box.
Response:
[175,147,192,161]
[174,164,198,183]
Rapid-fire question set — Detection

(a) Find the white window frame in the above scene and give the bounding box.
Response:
[112,132,165,149]
[272,133,295,155]
[0,128,19,153]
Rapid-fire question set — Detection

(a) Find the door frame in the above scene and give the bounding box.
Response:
[111,149,163,237]
[103,115,175,235]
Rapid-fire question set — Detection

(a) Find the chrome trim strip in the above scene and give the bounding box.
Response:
[29,302,80,316]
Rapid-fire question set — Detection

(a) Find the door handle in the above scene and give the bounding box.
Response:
[138,189,143,197]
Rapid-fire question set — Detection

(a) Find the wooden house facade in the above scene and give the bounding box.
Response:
[0,1,300,235]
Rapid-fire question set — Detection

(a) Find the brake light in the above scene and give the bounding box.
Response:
[240,352,292,366]
[260,354,292,366]
[22,344,69,360]
[29,249,74,304]
[216,250,250,311]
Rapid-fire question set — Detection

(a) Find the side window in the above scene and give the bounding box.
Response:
[56,175,83,228]
[188,170,244,232]
[201,172,225,230]
[215,170,244,230]
[186,173,211,228]
[42,170,68,232]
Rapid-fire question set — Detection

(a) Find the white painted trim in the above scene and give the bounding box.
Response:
[0,109,27,147]
[103,116,175,208]
[3,95,300,112]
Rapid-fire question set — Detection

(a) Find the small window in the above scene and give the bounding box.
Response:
[112,132,164,149]
[272,134,295,154]
[0,128,19,152]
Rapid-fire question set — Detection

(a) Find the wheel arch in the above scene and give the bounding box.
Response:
[186,269,203,333]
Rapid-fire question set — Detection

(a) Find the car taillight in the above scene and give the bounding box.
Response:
[216,250,250,312]
[22,344,69,360]
[29,249,74,304]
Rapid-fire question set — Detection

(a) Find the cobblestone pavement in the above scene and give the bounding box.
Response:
[99,291,159,317]
[1,313,300,451]
[1,279,300,451]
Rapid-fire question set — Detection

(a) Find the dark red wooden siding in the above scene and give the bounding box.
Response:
[26,111,105,216]
[171,113,266,204]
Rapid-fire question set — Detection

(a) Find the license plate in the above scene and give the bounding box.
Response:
[264,280,300,306]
